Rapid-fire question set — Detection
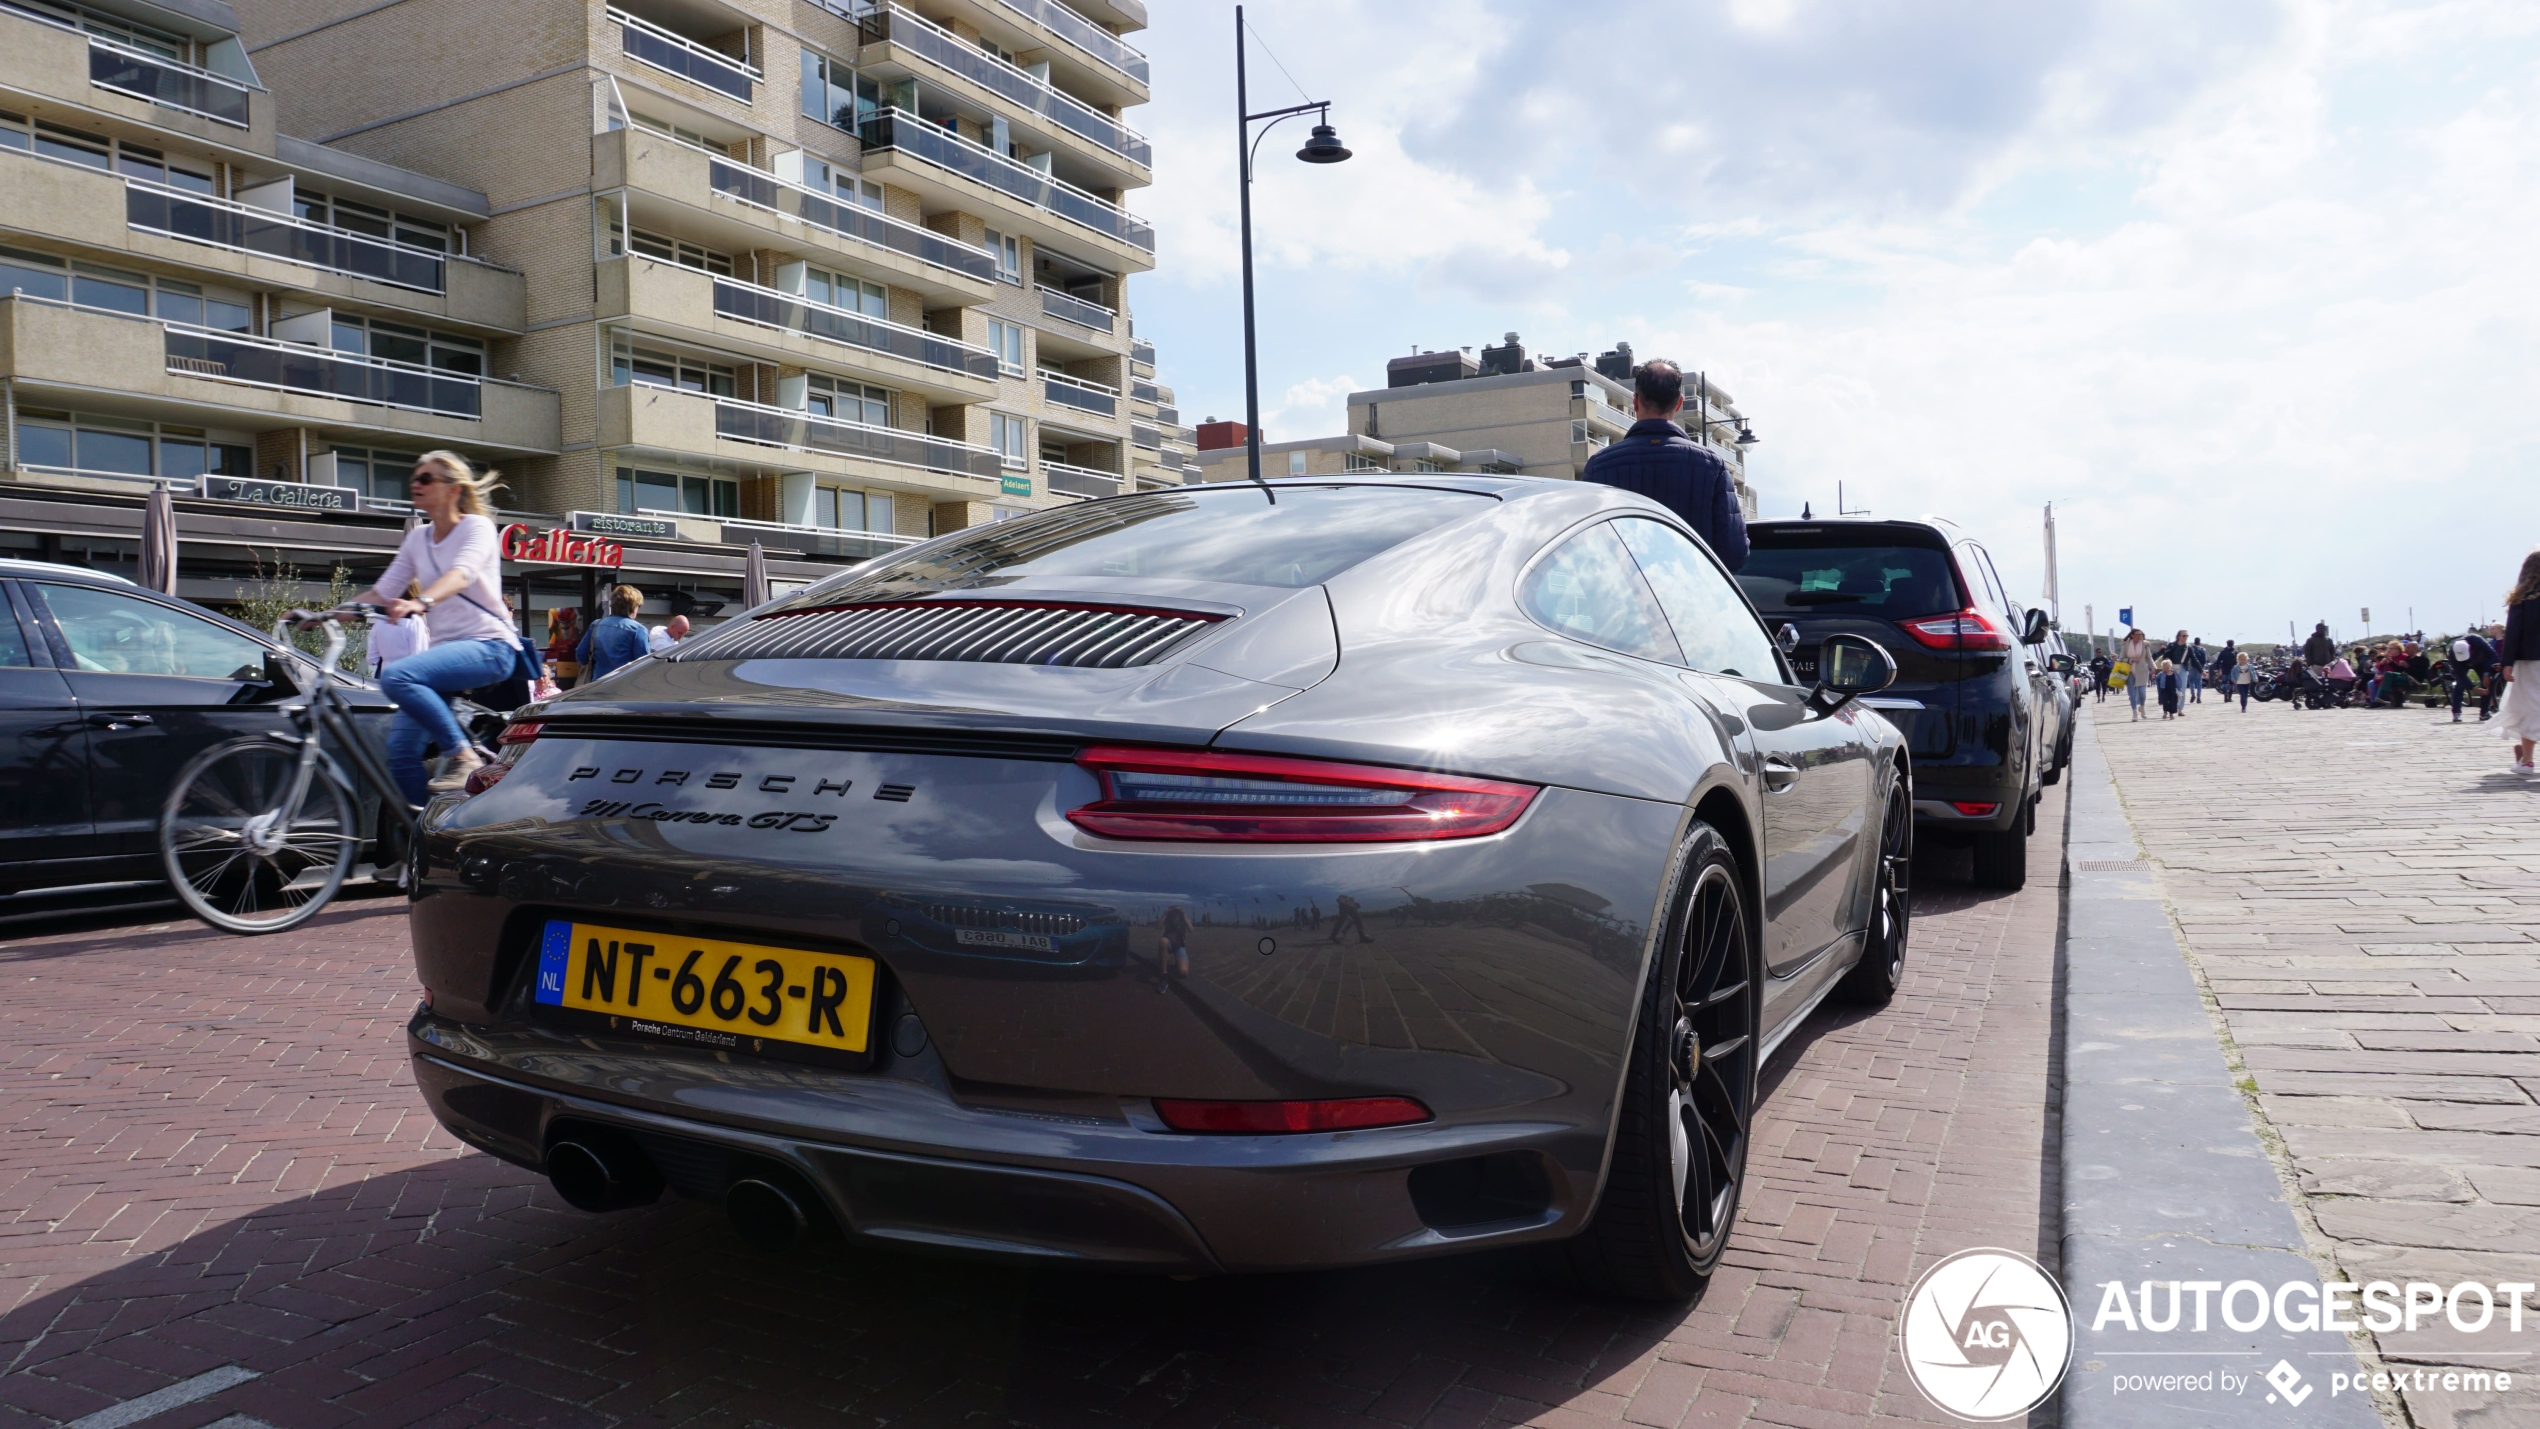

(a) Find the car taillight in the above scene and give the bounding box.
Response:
[1899,609,2012,652]
[462,762,509,795]
[1950,801,2000,817]
[1066,745,1537,843]
[462,722,544,796]
[1152,1096,1432,1134]
[498,721,544,746]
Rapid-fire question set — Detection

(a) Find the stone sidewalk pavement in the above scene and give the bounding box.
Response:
[0,793,2063,1429]
[2096,694,2540,1428]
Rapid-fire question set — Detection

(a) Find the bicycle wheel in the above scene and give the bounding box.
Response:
[160,737,359,935]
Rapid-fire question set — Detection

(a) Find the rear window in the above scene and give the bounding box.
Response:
[1735,538,1963,618]
[783,485,1494,602]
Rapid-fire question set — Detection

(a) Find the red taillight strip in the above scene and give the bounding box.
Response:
[1152,1096,1432,1134]
[1066,745,1539,844]
[1898,609,2011,652]
[497,721,543,746]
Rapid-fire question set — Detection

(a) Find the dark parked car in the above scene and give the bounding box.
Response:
[1735,518,2062,889]
[407,477,1913,1300]
[0,558,397,918]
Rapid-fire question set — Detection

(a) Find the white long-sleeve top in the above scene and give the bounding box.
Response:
[378,514,514,646]
[368,614,430,674]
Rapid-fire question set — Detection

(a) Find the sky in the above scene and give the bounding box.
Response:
[1119,0,2540,647]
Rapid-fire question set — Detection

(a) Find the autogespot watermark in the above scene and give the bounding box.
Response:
[1904,1254,2528,1417]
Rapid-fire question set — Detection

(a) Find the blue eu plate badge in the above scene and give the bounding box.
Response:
[534,919,572,1004]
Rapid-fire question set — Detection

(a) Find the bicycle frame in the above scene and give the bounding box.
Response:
[271,609,420,853]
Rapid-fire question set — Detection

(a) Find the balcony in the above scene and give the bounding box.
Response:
[644,508,920,561]
[1040,369,1117,417]
[1130,338,1154,367]
[1129,422,1157,450]
[1041,460,1120,499]
[857,5,1149,173]
[87,34,251,128]
[126,181,452,293]
[1037,286,1115,334]
[711,275,998,380]
[1129,377,1156,402]
[2,294,559,453]
[713,394,1001,478]
[697,147,996,285]
[611,7,757,102]
[856,109,1153,255]
[990,0,1147,89]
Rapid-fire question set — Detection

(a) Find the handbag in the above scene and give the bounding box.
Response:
[2109,659,2131,690]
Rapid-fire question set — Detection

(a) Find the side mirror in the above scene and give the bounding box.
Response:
[1806,633,1896,719]
[1776,623,1801,653]
[230,649,303,704]
[2022,607,2052,645]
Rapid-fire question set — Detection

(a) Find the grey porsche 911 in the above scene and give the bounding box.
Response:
[406,475,1912,1300]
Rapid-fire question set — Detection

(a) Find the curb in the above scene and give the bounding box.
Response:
[2057,707,2381,1426]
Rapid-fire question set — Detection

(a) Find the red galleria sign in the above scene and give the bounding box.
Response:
[502,524,624,567]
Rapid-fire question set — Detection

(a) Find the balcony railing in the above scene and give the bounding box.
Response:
[1153,403,1178,425]
[858,5,1150,168]
[1130,338,1154,367]
[856,109,1154,253]
[126,181,456,293]
[165,324,482,418]
[991,0,1148,87]
[705,156,996,282]
[712,395,1000,478]
[709,274,998,380]
[1038,286,1115,332]
[87,34,252,127]
[1040,369,1117,416]
[640,507,920,559]
[611,7,757,101]
[1130,422,1158,450]
[1042,460,1121,499]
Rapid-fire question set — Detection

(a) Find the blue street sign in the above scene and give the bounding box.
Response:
[2118,607,2134,627]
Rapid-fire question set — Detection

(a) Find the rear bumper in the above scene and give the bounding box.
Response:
[411,1021,1595,1272]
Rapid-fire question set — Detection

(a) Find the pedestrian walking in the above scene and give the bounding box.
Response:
[2495,553,2540,774]
[1327,892,1372,944]
[2302,622,2336,667]
[2233,646,2257,710]
[2090,651,2111,702]
[2120,627,2152,721]
[2185,636,2208,703]
[1157,903,1192,984]
[577,584,652,682]
[351,451,520,801]
[1578,358,1748,570]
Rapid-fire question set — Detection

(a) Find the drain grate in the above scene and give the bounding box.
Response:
[2075,860,2145,871]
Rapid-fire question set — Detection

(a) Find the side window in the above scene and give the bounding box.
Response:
[1965,544,2012,618]
[35,584,267,680]
[1519,522,1682,664]
[0,591,32,667]
[1615,517,1784,682]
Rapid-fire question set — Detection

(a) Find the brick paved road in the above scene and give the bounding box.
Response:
[0,789,2063,1429]
[2097,695,2540,1428]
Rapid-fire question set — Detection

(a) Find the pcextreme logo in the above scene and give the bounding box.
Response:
[1901,1248,2074,1421]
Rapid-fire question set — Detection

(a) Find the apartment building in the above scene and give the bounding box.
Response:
[1193,335,1758,514]
[230,0,1156,546]
[0,0,571,599]
[1125,328,1192,486]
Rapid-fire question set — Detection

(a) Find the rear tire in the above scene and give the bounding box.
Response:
[1568,822,1756,1301]
[1839,769,1912,1005]
[161,737,357,935]
[1969,802,2031,890]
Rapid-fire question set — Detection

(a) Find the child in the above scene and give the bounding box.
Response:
[2157,657,2183,719]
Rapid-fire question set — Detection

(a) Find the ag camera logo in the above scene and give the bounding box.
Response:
[1902,1248,2073,1420]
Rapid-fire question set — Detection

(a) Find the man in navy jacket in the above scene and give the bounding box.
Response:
[1580,358,1749,570]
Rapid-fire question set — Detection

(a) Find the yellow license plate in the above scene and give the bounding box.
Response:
[532,919,875,1055]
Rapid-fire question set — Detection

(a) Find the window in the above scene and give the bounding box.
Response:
[796,154,886,210]
[150,277,251,332]
[982,229,1020,283]
[33,260,245,329]
[988,411,1026,468]
[806,373,888,426]
[804,266,884,316]
[617,467,738,518]
[36,583,269,681]
[813,487,893,532]
[625,225,734,275]
[295,187,449,251]
[2,114,217,192]
[328,315,484,374]
[798,51,882,132]
[111,140,214,195]
[1342,452,1387,473]
[1735,537,1964,618]
[983,318,1024,375]
[11,406,248,479]
[609,336,737,396]
[630,111,723,152]
[33,119,109,170]
[0,245,67,301]
[5,0,189,59]
[1614,518,1781,681]
[1518,522,1681,664]
[1287,451,1305,475]
[325,446,423,503]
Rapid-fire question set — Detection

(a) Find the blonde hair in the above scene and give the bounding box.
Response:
[2509,550,2540,608]
[607,583,644,617]
[415,450,502,517]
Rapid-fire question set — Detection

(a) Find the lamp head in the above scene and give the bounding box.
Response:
[1296,121,1351,164]
[1735,423,1759,445]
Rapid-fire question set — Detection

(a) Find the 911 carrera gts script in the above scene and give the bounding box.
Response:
[573,799,837,831]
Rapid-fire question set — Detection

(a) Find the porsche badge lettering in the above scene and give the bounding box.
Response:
[573,799,837,831]
[560,768,881,831]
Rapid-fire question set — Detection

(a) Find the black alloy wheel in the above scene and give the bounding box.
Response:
[1570,823,1756,1300]
[1840,768,1912,1004]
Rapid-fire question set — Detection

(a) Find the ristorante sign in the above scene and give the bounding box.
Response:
[502,524,624,567]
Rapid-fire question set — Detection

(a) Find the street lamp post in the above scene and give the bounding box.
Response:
[1235,5,1348,487]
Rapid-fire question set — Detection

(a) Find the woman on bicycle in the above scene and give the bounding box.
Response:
[354,451,517,802]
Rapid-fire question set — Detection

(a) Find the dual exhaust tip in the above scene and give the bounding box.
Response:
[545,1132,819,1254]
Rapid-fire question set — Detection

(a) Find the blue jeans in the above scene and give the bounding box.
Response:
[380,637,516,805]
[2186,666,2204,699]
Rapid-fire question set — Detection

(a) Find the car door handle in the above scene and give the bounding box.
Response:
[1761,757,1801,792]
[85,712,156,729]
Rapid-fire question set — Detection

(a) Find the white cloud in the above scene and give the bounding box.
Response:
[1260,374,1364,444]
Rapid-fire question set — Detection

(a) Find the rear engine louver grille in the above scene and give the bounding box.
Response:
[674,601,1224,669]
